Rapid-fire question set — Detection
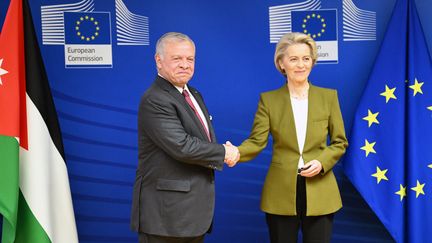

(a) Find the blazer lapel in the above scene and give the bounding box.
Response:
[280,85,301,154]
[304,84,317,153]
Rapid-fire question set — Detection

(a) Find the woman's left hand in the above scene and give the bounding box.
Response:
[300,160,322,177]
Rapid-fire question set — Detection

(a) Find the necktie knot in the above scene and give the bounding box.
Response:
[182,89,190,97]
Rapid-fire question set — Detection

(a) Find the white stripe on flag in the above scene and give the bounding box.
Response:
[19,94,78,243]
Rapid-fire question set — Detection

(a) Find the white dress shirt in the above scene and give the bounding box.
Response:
[174,85,210,133]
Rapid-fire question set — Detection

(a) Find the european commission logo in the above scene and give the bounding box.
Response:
[291,10,336,41]
[292,9,338,64]
[269,0,376,64]
[40,0,149,68]
[64,12,112,68]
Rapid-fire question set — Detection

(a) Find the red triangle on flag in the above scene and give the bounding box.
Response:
[0,0,28,149]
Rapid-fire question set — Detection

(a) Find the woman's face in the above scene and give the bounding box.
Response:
[279,43,313,84]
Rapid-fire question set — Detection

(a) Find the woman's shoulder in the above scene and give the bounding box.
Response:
[310,84,338,96]
[260,85,288,98]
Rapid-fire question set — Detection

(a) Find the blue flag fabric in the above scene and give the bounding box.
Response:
[343,0,432,242]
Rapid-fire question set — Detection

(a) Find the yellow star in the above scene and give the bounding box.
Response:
[363,109,380,127]
[360,139,376,157]
[371,166,388,184]
[410,180,425,198]
[395,184,407,201]
[380,85,397,103]
[428,164,432,169]
[409,78,424,96]
[428,106,432,111]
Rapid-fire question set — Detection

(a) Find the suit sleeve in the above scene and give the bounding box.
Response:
[316,90,349,174]
[238,95,270,162]
[140,94,225,170]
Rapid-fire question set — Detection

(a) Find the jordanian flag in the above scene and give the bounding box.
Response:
[0,0,78,242]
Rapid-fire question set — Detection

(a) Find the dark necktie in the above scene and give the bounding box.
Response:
[182,89,211,142]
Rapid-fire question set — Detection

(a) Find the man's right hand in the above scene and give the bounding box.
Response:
[223,141,240,167]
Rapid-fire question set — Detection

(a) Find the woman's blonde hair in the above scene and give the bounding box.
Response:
[274,32,318,75]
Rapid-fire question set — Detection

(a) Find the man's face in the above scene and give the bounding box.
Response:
[156,40,195,87]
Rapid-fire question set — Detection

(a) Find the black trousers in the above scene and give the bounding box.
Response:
[265,175,334,243]
[138,233,204,243]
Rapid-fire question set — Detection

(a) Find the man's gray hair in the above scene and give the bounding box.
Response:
[155,32,195,57]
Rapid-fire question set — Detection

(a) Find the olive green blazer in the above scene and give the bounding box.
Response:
[238,83,348,216]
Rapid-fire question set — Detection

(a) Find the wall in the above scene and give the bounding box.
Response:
[2,0,431,242]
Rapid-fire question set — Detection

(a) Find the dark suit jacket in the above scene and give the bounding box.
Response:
[130,76,225,237]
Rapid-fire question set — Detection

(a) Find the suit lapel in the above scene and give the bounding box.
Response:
[189,87,215,142]
[156,76,193,118]
[155,76,211,142]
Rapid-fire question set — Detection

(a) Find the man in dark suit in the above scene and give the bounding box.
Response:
[130,32,239,243]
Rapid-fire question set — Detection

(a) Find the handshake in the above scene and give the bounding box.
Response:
[223,141,240,167]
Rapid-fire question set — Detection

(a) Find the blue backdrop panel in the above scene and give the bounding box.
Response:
[1,0,432,242]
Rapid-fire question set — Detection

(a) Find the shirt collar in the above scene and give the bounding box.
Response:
[158,73,189,94]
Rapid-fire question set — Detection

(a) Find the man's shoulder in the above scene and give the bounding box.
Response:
[139,79,170,107]
[141,81,162,99]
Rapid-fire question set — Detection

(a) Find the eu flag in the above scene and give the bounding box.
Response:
[344,0,432,242]
[64,12,111,45]
[291,9,337,41]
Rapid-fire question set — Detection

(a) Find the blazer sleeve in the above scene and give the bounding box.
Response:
[316,90,349,174]
[238,95,271,162]
[140,94,225,170]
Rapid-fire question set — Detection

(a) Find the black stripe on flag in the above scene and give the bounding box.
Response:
[23,0,65,161]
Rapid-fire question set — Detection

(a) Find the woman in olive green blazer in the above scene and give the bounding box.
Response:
[236,32,348,243]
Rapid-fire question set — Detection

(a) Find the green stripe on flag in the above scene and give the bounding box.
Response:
[15,191,51,243]
[0,135,19,243]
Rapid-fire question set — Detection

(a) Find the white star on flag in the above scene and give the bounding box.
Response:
[0,59,9,85]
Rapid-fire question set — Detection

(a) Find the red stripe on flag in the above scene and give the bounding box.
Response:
[0,0,28,149]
